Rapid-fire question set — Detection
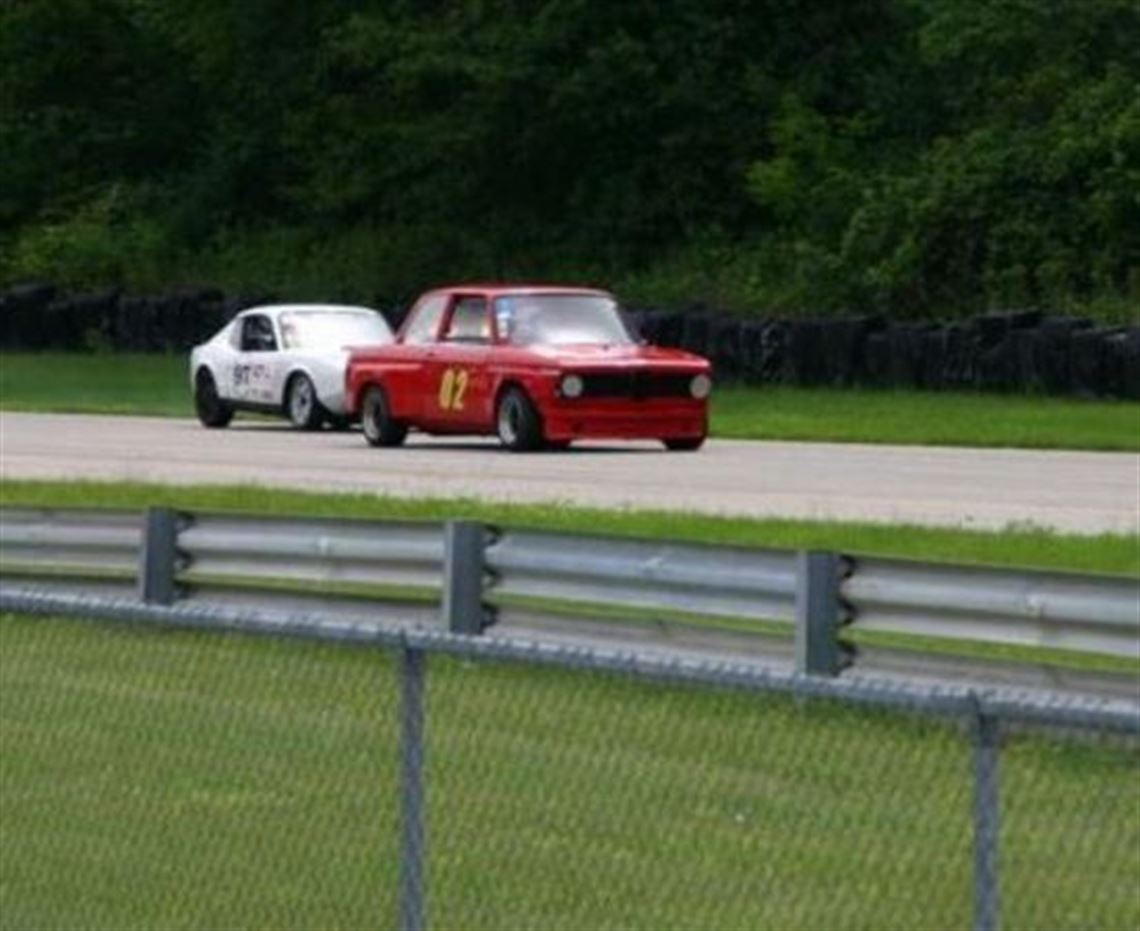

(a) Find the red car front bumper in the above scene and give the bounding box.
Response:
[540,398,708,441]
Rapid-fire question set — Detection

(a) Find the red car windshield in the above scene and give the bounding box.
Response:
[494,294,634,346]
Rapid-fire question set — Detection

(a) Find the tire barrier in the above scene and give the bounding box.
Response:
[628,307,1139,399]
[1,282,1136,398]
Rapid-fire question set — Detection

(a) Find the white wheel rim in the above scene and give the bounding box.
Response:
[364,393,381,440]
[498,400,519,445]
[291,379,313,423]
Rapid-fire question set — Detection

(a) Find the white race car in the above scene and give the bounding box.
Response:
[190,304,394,429]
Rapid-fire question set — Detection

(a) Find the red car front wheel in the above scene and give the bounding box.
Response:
[496,387,543,452]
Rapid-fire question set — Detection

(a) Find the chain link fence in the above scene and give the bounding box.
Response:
[1,606,1138,931]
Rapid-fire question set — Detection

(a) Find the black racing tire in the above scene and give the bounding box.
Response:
[360,385,408,447]
[663,436,705,452]
[285,373,323,430]
[496,386,544,452]
[194,369,234,428]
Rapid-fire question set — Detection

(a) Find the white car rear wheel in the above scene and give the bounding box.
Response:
[286,374,323,430]
[194,370,234,428]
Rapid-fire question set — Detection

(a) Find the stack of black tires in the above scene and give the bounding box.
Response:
[2,282,1136,399]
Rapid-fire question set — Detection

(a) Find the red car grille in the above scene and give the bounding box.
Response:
[578,372,693,399]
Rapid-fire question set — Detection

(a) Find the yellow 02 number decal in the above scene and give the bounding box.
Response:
[438,367,469,411]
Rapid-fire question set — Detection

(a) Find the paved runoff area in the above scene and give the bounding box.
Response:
[1,412,1136,534]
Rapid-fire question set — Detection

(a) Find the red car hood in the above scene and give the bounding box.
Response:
[526,343,709,370]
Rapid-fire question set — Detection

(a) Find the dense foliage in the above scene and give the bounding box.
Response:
[2,0,1137,318]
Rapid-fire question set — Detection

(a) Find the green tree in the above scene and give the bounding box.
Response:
[0,0,195,227]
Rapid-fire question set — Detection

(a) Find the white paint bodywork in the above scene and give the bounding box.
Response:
[189,304,393,419]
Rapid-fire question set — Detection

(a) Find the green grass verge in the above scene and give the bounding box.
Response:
[3,352,1138,450]
[714,385,1140,451]
[2,479,1136,576]
[0,352,190,416]
[2,613,1137,931]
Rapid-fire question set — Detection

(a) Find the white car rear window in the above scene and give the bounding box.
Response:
[279,311,392,350]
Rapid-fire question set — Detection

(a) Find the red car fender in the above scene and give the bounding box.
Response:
[489,365,559,417]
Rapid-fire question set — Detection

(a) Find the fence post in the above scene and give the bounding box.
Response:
[443,521,486,634]
[795,550,840,676]
[138,507,179,605]
[398,644,427,931]
[972,707,1001,931]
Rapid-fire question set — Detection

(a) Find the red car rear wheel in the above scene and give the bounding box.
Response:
[663,436,705,451]
[361,385,408,447]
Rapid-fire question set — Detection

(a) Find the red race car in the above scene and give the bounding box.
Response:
[345,284,712,451]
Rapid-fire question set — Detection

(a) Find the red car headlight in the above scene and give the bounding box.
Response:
[690,374,712,399]
[560,374,584,398]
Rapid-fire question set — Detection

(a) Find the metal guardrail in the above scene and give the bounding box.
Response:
[179,513,444,590]
[844,557,1139,656]
[485,529,797,623]
[1,506,1137,694]
[1,507,141,577]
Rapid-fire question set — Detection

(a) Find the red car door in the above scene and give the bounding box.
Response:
[423,295,494,431]
[390,293,449,423]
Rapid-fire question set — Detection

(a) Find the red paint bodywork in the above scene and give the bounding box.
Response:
[345,285,711,443]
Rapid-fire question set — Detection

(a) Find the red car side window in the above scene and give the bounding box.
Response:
[442,298,490,343]
[402,295,448,344]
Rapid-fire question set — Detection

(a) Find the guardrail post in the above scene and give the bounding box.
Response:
[138,507,179,605]
[398,644,427,931]
[795,550,840,676]
[443,521,487,634]
[972,708,1001,931]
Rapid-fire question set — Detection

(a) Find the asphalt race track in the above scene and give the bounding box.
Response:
[0,412,1136,534]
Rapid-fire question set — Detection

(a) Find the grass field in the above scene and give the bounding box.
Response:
[715,385,1140,451]
[2,613,1137,931]
[0,353,189,416]
[2,455,1137,926]
[2,352,1138,450]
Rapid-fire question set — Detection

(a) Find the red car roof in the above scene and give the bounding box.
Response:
[423,283,611,298]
